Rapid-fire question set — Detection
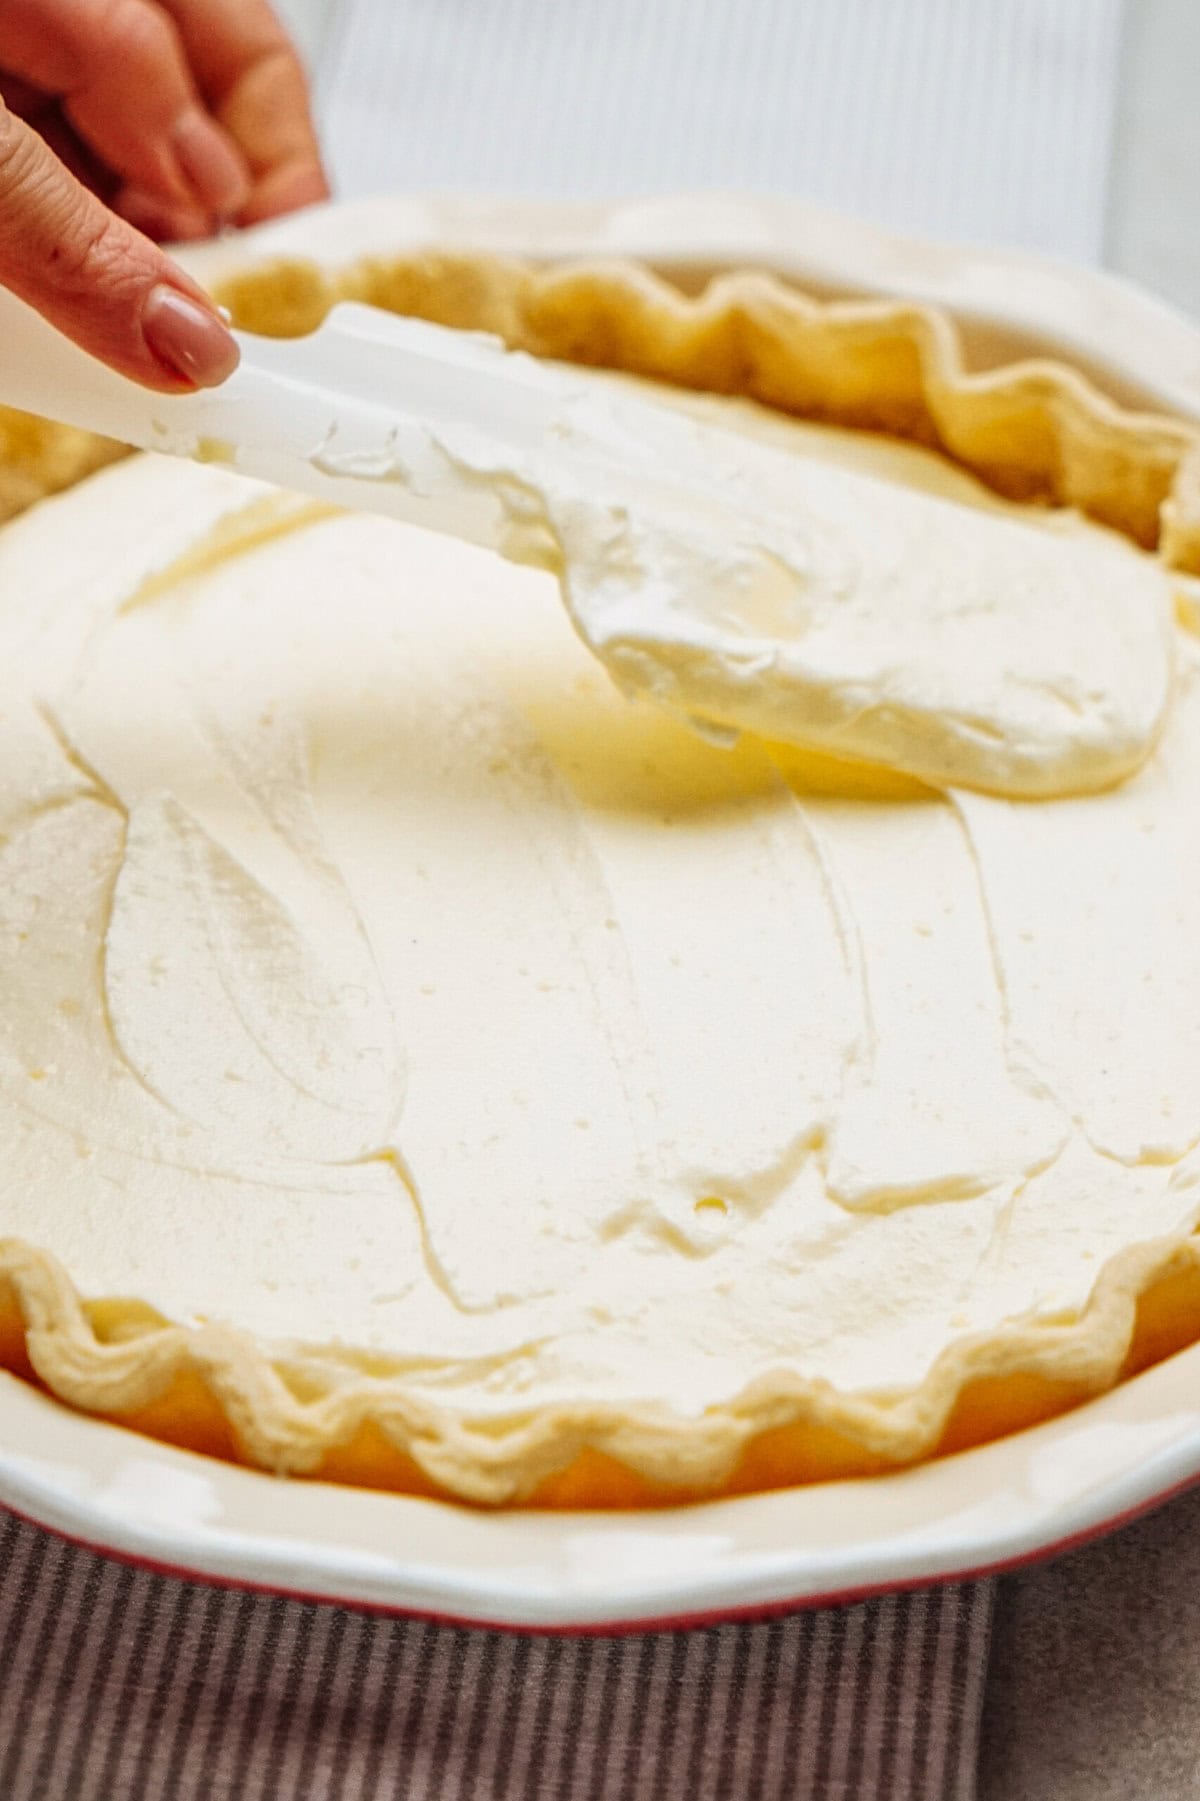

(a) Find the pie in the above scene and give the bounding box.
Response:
[2,222,1200,1508]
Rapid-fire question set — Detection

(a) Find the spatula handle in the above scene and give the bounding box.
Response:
[0,287,677,554]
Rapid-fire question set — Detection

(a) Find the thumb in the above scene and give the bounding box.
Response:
[0,99,238,392]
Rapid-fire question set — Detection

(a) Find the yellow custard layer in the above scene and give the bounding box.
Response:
[1,377,1198,1503]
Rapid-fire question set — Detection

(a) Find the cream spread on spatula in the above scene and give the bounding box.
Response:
[301,322,1175,799]
[0,293,1173,798]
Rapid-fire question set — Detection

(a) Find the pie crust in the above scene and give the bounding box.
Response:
[2,230,1200,1508]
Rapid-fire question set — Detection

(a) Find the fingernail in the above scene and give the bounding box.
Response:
[173,109,250,216]
[143,285,240,388]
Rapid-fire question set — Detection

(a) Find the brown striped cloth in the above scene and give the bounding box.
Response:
[0,1508,993,1800]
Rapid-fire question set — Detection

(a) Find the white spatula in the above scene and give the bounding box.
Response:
[0,289,676,548]
[0,287,1169,797]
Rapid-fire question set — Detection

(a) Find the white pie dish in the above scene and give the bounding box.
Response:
[4,1341,1200,1630]
[2,192,1200,1628]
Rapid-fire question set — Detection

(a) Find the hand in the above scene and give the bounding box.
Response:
[0,0,330,391]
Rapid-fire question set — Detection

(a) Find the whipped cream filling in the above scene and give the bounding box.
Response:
[294,328,1175,799]
[1,397,1198,1423]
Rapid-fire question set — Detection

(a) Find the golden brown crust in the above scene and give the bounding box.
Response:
[4,244,1200,1505]
[0,408,125,527]
[213,251,1200,563]
[4,1228,1200,1506]
[1163,443,1200,571]
[9,251,1198,559]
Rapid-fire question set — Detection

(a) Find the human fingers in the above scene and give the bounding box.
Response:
[0,83,221,239]
[157,0,329,222]
[113,182,214,242]
[0,0,250,218]
[0,98,239,389]
[0,81,116,199]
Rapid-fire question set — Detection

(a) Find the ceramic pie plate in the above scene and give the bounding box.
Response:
[3,193,1200,1632]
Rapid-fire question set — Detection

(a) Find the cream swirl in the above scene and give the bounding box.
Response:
[0,396,1197,1427]
[301,331,1176,799]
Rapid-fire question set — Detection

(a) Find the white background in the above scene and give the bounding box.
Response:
[276,0,1200,324]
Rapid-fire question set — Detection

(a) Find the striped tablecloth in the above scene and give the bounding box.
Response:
[0,1506,991,1800]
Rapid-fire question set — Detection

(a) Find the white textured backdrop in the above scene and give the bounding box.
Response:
[311,0,1123,261]
[277,0,1200,315]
